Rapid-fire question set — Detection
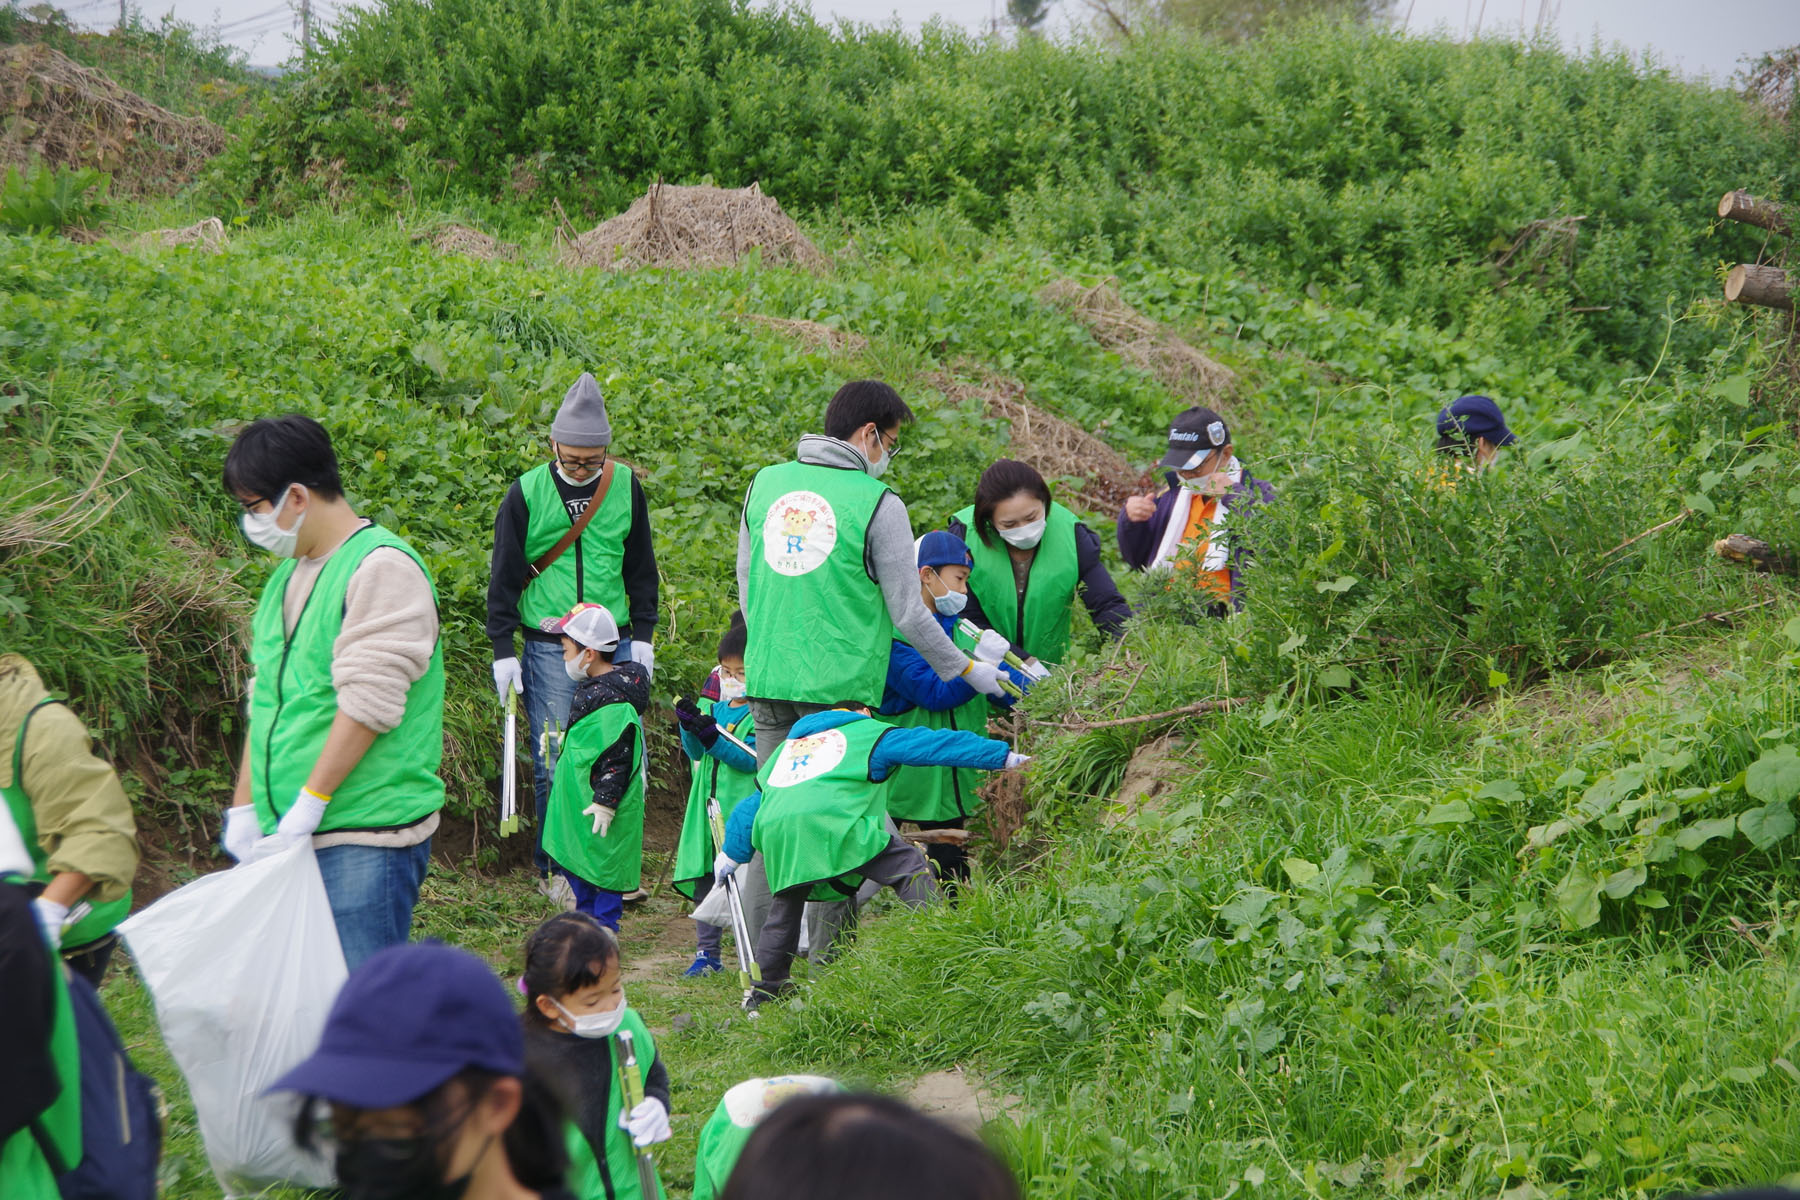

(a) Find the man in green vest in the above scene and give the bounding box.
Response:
[487,373,659,887]
[735,380,1008,939]
[219,415,445,970]
[0,655,139,986]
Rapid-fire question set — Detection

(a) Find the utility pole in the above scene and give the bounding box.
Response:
[117,0,125,31]
[300,0,311,54]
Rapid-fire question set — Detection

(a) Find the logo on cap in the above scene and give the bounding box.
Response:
[1207,421,1225,445]
[1170,429,1199,443]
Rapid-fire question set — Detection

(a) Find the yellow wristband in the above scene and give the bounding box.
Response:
[301,786,333,804]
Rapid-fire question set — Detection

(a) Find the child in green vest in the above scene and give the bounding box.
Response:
[542,604,650,932]
[690,1075,841,1200]
[716,703,1028,1012]
[522,913,670,1200]
[880,532,1031,888]
[671,621,757,977]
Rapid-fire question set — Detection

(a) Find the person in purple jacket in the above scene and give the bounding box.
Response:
[1116,406,1274,614]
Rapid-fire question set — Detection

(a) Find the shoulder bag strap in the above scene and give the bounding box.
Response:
[529,460,616,580]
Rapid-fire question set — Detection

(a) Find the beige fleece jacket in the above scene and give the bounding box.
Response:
[0,655,139,902]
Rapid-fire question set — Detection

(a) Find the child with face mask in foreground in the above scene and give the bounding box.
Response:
[541,604,651,932]
[523,913,671,1200]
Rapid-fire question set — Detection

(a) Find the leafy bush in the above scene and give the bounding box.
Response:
[220,13,1790,365]
[0,159,110,233]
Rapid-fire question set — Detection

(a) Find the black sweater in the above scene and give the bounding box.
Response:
[487,470,659,658]
[569,663,651,811]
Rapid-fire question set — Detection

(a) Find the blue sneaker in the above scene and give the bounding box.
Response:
[682,951,724,978]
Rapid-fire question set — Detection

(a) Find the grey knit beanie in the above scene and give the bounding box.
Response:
[551,373,613,447]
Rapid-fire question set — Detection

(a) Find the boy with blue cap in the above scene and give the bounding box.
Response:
[878,531,1028,885]
[1435,395,1516,472]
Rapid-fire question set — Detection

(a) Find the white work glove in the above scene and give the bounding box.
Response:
[1004,752,1031,770]
[628,640,655,678]
[583,803,616,836]
[1021,658,1051,682]
[222,804,261,862]
[32,897,69,948]
[962,659,1007,699]
[277,788,329,842]
[619,1096,671,1147]
[973,629,1012,666]
[539,726,563,759]
[714,852,740,884]
[492,656,523,703]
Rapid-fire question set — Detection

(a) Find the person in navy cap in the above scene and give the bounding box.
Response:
[1435,395,1516,472]
[270,940,578,1200]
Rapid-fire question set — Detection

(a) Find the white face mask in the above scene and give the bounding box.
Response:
[925,570,968,616]
[862,429,892,479]
[998,519,1045,550]
[241,485,307,557]
[554,991,627,1040]
[563,650,591,683]
[719,674,747,704]
[556,464,602,488]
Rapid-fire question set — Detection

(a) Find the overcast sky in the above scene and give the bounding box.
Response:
[70,0,1798,80]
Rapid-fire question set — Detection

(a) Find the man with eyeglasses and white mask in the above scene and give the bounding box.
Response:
[487,373,659,898]
[220,414,445,968]
[1116,406,1275,616]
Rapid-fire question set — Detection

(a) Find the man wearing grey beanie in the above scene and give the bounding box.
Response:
[485,372,659,886]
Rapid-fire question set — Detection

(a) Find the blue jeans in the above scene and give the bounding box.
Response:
[522,637,642,874]
[315,839,433,971]
[559,869,624,931]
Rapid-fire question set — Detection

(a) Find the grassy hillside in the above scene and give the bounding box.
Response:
[6,12,1800,1199]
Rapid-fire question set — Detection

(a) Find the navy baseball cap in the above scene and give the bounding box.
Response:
[267,941,523,1109]
[1436,395,1516,447]
[1158,407,1231,469]
[916,530,973,571]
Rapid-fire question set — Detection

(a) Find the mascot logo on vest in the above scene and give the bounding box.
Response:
[762,490,838,576]
[767,728,849,787]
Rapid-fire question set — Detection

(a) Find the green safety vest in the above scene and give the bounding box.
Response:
[954,501,1082,665]
[690,1076,843,1200]
[560,1008,665,1200]
[884,624,990,824]
[0,876,80,1199]
[518,464,634,634]
[743,461,893,706]
[248,525,447,833]
[753,716,892,895]
[544,700,645,893]
[672,704,757,900]
[3,702,132,949]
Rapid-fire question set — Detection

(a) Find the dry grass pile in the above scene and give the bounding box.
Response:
[925,363,1146,512]
[737,313,869,357]
[129,216,226,253]
[560,182,827,272]
[419,221,519,261]
[0,43,226,192]
[1040,278,1236,407]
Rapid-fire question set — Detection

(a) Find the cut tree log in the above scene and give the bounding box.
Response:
[1713,533,1797,575]
[1718,190,1791,235]
[905,828,972,845]
[1724,264,1794,310]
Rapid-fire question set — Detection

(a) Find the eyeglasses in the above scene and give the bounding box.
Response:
[555,450,608,473]
[876,428,900,455]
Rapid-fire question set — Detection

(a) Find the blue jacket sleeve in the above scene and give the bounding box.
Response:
[678,727,706,762]
[885,640,981,713]
[723,792,761,863]
[869,726,1010,780]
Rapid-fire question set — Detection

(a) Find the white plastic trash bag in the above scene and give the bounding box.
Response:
[692,882,732,928]
[119,841,344,1195]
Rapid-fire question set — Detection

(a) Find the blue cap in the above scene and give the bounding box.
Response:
[916,530,973,571]
[1436,395,1516,447]
[267,941,522,1108]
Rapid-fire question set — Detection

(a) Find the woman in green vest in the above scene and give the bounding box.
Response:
[948,460,1132,668]
[219,415,445,970]
[0,655,138,986]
